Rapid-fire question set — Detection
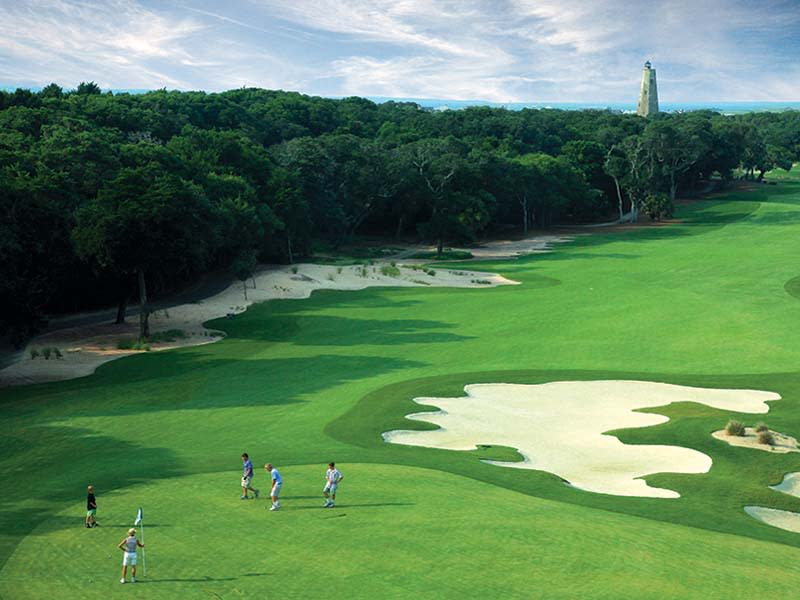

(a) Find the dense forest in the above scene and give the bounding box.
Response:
[2,83,800,344]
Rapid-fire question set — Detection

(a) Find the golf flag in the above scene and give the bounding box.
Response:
[134,507,143,526]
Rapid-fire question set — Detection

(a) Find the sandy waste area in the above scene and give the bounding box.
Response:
[712,428,798,453]
[384,380,780,498]
[0,262,516,387]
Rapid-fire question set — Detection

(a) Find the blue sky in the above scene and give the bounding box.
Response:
[1,0,799,101]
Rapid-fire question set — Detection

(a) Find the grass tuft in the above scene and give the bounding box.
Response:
[757,430,775,445]
[380,265,401,277]
[725,420,746,436]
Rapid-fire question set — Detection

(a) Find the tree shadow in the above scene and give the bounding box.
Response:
[0,426,181,571]
[0,353,427,415]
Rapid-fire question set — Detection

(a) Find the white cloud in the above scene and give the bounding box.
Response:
[1,0,799,101]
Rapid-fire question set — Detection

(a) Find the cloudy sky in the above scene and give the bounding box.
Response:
[1,0,799,102]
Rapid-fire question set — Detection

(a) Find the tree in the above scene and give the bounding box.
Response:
[230,250,257,300]
[74,167,212,338]
[604,146,628,221]
[641,118,710,202]
[76,81,102,95]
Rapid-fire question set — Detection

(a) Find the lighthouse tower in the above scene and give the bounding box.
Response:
[636,61,659,118]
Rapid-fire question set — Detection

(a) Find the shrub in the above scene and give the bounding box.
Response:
[426,269,436,277]
[380,265,401,277]
[29,349,39,360]
[643,192,674,221]
[53,347,63,359]
[327,273,335,281]
[757,430,775,445]
[755,423,769,433]
[471,279,492,285]
[725,420,746,436]
[291,266,298,274]
[117,338,151,351]
[147,329,187,343]
[337,267,343,274]
[42,347,52,360]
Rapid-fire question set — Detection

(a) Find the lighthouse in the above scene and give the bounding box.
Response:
[636,61,659,118]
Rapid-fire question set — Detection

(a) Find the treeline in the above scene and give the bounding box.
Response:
[2,83,800,344]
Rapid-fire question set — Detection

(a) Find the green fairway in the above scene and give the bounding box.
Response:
[4,173,800,598]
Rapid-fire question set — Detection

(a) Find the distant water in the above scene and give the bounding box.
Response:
[2,86,797,114]
[366,97,800,114]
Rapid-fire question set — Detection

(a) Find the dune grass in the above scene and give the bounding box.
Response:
[3,173,800,597]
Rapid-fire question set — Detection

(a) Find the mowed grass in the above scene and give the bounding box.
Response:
[3,172,800,597]
[4,465,800,600]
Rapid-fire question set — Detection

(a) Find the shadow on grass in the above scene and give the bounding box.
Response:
[137,576,238,583]
[218,312,474,346]
[0,426,182,572]
[287,502,412,511]
[0,353,427,416]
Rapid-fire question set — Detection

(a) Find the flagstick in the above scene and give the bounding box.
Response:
[141,521,146,577]
[139,517,146,577]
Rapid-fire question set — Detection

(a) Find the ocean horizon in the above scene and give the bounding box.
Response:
[3,85,798,114]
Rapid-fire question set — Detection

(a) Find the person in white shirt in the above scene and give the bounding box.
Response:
[323,462,343,508]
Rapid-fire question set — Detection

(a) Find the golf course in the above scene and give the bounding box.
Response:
[4,171,800,598]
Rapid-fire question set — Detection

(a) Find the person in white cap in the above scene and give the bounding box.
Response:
[117,527,144,583]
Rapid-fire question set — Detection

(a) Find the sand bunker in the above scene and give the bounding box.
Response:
[744,507,800,534]
[384,381,779,498]
[712,428,799,453]
[0,262,515,387]
[745,472,800,534]
[770,472,800,497]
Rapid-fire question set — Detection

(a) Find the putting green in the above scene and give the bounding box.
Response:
[3,172,800,597]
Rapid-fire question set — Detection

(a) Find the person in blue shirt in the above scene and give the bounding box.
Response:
[264,464,282,511]
[240,453,259,500]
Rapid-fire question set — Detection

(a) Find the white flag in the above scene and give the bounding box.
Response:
[134,507,143,526]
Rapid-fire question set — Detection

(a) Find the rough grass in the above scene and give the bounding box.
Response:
[4,169,800,597]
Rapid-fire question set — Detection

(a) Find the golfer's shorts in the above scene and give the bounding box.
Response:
[323,483,338,494]
[86,509,96,517]
[123,552,137,566]
[272,483,282,498]
[241,476,252,487]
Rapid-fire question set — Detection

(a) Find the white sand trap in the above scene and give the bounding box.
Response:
[383,381,779,498]
[744,507,800,534]
[771,472,800,497]
[712,428,799,453]
[745,473,800,534]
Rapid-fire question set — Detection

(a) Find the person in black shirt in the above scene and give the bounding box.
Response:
[85,485,97,528]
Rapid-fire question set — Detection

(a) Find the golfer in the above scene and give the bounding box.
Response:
[264,463,282,511]
[85,485,97,528]
[117,528,144,584]
[323,462,343,508]
[240,453,259,500]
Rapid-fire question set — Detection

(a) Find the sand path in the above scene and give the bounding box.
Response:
[0,262,516,388]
